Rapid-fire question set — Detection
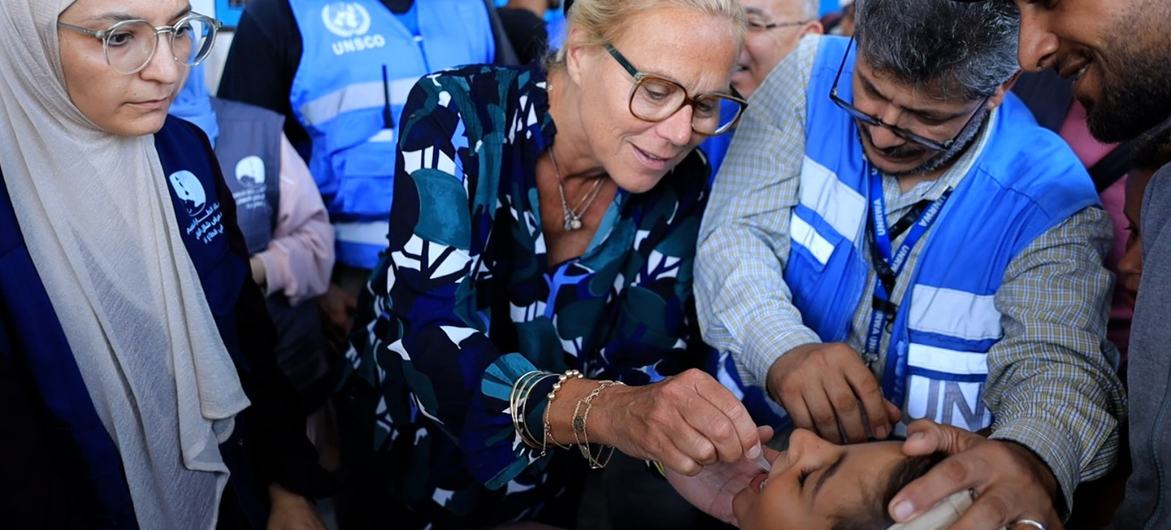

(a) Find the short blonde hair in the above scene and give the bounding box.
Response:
[552,0,746,65]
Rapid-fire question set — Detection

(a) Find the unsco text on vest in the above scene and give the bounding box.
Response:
[332,34,387,56]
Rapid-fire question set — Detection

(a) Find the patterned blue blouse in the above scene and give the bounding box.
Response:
[348,63,711,526]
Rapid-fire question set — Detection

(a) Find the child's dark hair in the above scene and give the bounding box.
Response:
[830,452,949,530]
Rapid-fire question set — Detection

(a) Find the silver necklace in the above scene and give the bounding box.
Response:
[549,149,605,231]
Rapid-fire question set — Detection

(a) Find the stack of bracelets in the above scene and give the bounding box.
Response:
[509,369,626,467]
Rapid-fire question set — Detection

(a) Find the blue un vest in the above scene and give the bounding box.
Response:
[0,117,261,528]
[289,0,495,268]
[723,37,1100,433]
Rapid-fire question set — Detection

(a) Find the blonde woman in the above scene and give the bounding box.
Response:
[0,1,324,528]
[346,0,759,526]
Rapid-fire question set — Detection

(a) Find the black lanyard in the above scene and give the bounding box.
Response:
[862,170,953,366]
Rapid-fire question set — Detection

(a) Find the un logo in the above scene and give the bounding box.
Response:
[322,2,372,38]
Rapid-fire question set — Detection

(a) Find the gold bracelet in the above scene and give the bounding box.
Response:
[542,369,583,455]
[522,374,558,450]
[571,380,625,469]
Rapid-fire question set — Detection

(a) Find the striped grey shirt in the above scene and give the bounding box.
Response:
[694,35,1125,508]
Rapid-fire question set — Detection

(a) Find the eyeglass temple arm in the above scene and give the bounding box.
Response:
[56,15,222,38]
[604,44,643,80]
[762,19,814,29]
[57,21,104,38]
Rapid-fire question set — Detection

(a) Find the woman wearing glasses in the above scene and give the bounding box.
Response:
[345,0,759,527]
[0,1,325,529]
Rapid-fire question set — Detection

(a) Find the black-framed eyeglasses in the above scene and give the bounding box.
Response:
[746,18,813,32]
[58,12,222,75]
[605,43,747,136]
[829,37,989,152]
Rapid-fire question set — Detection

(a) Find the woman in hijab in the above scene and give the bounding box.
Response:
[0,1,325,528]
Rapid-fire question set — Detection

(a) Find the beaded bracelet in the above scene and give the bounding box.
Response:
[571,380,625,469]
[542,369,583,455]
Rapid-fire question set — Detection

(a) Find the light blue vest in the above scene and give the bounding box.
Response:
[290,0,495,268]
[771,37,1098,433]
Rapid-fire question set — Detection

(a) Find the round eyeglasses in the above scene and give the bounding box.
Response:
[58,13,222,75]
[605,43,747,136]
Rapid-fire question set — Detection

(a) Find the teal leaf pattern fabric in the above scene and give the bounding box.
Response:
[347,63,711,528]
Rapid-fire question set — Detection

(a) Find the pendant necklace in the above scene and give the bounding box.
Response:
[549,148,605,231]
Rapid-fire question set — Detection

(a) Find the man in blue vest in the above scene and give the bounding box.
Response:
[695,0,1125,526]
[219,0,517,350]
[889,0,1171,528]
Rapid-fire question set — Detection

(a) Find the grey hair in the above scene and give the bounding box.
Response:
[797,0,820,20]
[853,0,1019,101]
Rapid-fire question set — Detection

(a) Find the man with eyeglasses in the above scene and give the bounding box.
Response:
[889,0,1171,528]
[733,0,822,99]
[695,1,1124,529]
[698,0,822,174]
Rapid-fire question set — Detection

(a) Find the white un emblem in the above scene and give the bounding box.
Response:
[322,2,372,38]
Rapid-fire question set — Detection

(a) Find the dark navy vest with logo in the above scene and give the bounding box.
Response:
[289,0,495,268]
[211,97,284,255]
[0,117,262,528]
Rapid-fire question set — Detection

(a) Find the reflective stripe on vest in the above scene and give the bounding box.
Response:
[902,285,1000,431]
[799,155,866,243]
[298,77,418,128]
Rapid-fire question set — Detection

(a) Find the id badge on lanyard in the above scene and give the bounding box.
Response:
[862,168,952,368]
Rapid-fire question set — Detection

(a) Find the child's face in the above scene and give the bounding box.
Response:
[733,429,907,530]
[1119,167,1156,306]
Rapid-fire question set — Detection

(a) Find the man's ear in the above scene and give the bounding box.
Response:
[802,19,824,37]
[986,71,1022,110]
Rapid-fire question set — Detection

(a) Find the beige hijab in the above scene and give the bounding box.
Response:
[0,2,249,529]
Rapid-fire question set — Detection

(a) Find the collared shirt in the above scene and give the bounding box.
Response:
[694,35,1125,508]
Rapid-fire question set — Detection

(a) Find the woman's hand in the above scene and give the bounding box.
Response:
[589,369,764,476]
[266,483,328,530]
[666,426,777,525]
